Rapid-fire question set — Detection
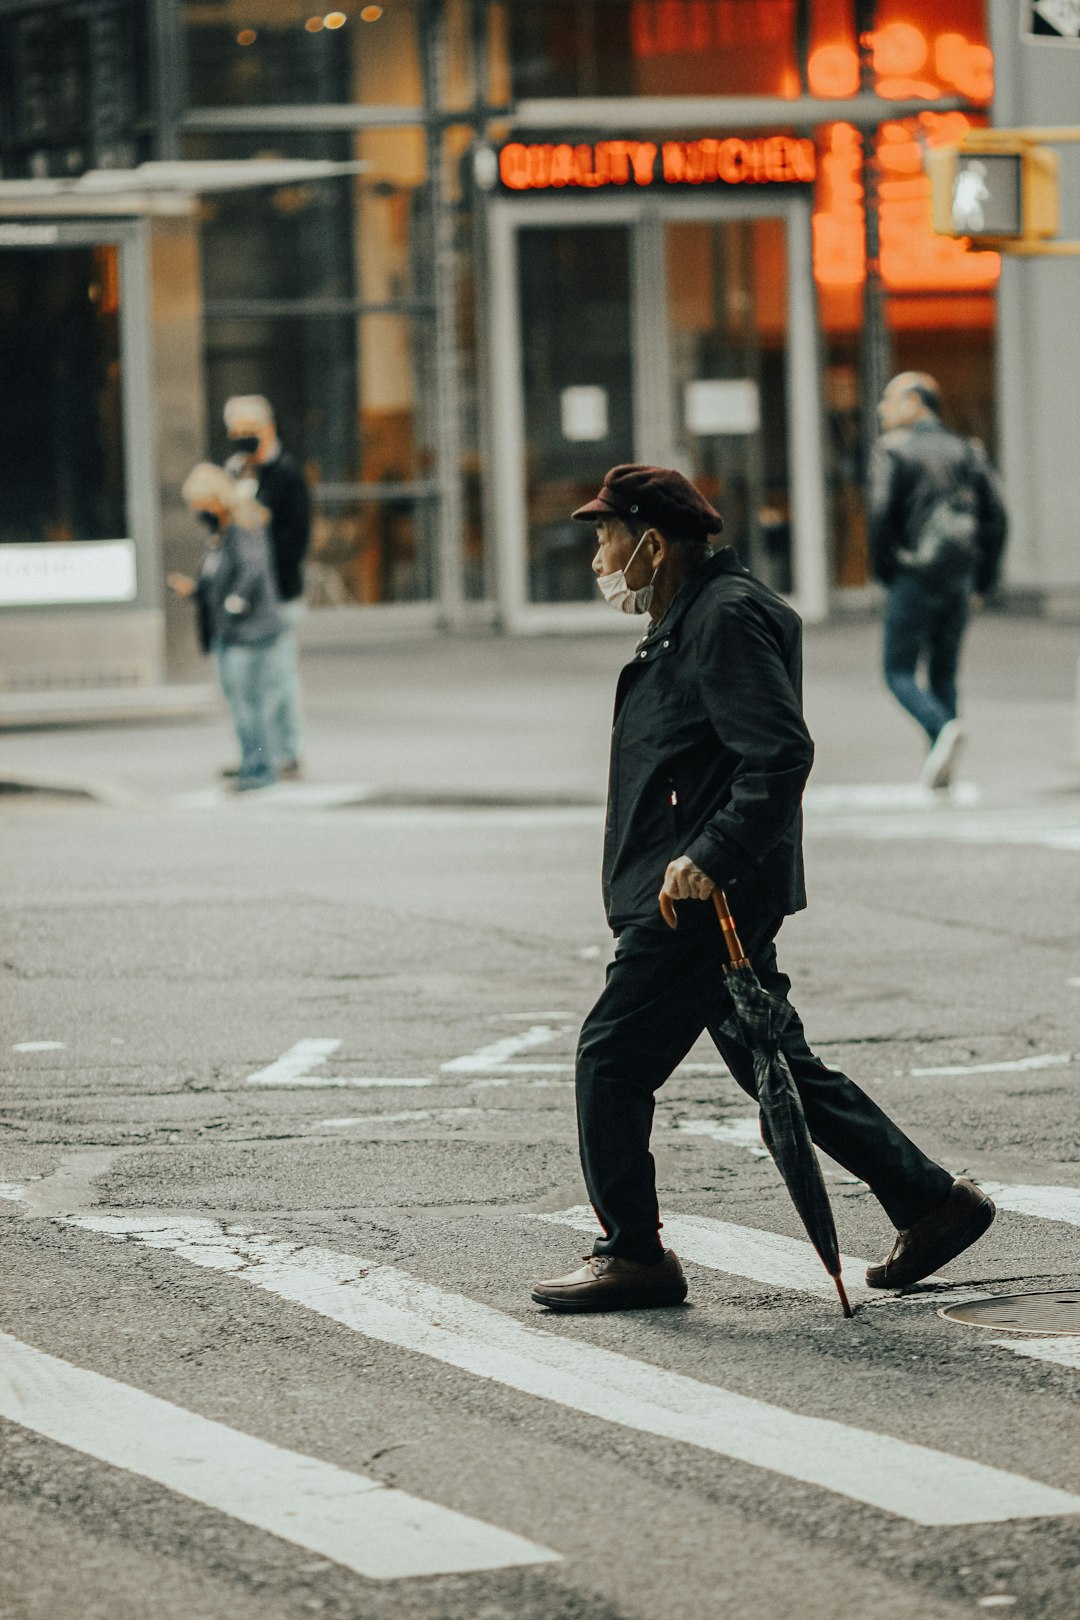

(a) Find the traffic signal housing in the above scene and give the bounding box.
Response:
[927,135,1060,247]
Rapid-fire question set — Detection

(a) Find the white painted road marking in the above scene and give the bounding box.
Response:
[804,782,982,811]
[0,1331,558,1579]
[989,1336,1080,1372]
[440,1024,573,1074]
[805,803,1080,855]
[258,1076,434,1090]
[44,1210,1080,1525]
[247,1038,342,1084]
[910,1053,1073,1078]
[676,1117,769,1157]
[980,1182,1080,1228]
[531,1205,872,1298]
[12,1041,65,1052]
[526,1206,966,1306]
[246,1039,431,1090]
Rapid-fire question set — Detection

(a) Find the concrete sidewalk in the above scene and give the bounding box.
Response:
[1,613,1077,809]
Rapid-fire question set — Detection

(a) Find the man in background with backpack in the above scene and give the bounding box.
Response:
[869,372,1007,790]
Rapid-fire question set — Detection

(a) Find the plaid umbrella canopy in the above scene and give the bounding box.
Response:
[660,887,853,1317]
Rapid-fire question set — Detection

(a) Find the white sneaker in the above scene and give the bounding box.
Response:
[920,719,965,790]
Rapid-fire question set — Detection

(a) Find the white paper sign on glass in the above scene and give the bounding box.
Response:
[0,540,137,607]
[684,379,761,436]
[560,385,609,443]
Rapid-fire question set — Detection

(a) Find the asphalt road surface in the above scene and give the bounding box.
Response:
[3,637,1080,1620]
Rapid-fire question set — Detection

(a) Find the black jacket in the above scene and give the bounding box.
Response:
[255,451,311,603]
[868,416,1007,594]
[603,547,814,935]
[194,521,281,654]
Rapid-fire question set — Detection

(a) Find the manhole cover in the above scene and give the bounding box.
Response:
[940,1290,1080,1335]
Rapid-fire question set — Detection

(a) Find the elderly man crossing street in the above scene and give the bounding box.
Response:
[531,464,996,1313]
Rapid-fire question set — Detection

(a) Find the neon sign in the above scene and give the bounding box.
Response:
[498,137,816,193]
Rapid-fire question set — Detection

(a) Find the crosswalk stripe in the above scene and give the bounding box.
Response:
[526,1206,981,1306]
[530,1205,876,1299]
[676,1117,1080,1232]
[42,1209,1080,1526]
[990,1336,1080,1372]
[980,1183,1080,1228]
[0,1331,558,1579]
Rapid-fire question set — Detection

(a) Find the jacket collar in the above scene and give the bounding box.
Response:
[642,545,745,642]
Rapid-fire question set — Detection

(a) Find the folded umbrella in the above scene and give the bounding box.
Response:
[660,886,853,1317]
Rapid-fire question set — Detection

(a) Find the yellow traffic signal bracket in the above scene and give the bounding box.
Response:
[927,126,1080,257]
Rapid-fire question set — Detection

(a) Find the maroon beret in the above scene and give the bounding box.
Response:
[572,464,723,539]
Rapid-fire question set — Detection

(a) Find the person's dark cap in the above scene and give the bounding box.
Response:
[572,464,723,539]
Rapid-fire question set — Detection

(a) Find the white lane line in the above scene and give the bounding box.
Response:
[0,1331,556,1579]
[529,1206,915,1304]
[46,1212,1079,1526]
[247,1039,342,1085]
[676,1117,1080,1233]
[256,1076,434,1090]
[989,1336,1080,1372]
[492,1012,574,1021]
[317,1108,484,1128]
[980,1183,1080,1228]
[12,1041,65,1052]
[246,1038,431,1090]
[440,1025,573,1074]
[468,1078,574,1091]
[910,1053,1073,1078]
[676,1117,770,1157]
[805,782,982,811]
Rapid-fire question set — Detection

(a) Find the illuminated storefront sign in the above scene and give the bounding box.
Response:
[498,136,817,193]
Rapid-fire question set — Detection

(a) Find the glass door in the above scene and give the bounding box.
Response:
[663,216,792,594]
[516,223,636,604]
[487,192,826,630]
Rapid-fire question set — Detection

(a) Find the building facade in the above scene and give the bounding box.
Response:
[0,0,1077,699]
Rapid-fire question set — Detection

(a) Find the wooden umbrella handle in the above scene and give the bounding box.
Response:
[712,890,750,969]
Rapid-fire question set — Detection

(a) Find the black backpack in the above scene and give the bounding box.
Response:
[900,453,979,588]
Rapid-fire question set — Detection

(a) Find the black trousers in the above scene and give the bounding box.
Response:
[576,913,954,1262]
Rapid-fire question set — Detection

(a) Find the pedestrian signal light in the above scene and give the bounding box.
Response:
[927,137,1060,246]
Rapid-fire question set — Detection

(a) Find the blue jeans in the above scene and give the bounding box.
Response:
[883,571,970,744]
[215,640,279,788]
[265,597,305,766]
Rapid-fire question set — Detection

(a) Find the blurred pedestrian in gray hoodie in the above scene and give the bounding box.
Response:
[168,463,282,792]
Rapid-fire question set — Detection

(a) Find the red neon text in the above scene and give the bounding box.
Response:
[499,137,815,192]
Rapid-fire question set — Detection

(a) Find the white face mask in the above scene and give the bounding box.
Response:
[595,530,659,615]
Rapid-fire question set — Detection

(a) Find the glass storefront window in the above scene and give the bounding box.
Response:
[307,497,436,605]
[0,246,126,545]
[505,0,801,100]
[182,0,422,109]
[187,125,436,604]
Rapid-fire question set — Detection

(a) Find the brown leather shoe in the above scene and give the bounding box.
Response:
[866,1177,996,1289]
[531,1250,688,1312]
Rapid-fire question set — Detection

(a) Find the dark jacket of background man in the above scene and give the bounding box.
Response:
[868,414,1007,596]
[253,452,311,604]
[603,545,813,935]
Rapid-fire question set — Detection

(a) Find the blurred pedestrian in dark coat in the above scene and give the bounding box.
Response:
[224,394,311,780]
[869,372,1007,790]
